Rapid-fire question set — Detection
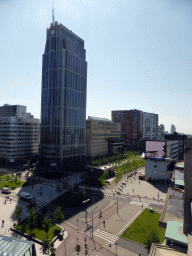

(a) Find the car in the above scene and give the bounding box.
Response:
[122,182,126,185]
[16,172,22,176]
[19,192,32,200]
[1,187,11,194]
[117,191,121,195]
[149,207,153,212]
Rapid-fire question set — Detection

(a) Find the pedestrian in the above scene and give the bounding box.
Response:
[10,199,11,204]
[142,204,143,209]
[5,199,6,205]
[2,220,4,227]
[139,181,140,185]
[131,180,132,184]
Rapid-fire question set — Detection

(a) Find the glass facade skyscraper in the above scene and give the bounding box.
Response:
[40,21,87,169]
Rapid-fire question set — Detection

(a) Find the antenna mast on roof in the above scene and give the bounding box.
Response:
[52,1,55,25]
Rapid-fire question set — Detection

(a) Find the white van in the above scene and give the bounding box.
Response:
[19,192,32,200]
[2,187,11,194]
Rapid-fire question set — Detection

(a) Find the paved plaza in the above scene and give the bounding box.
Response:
[0,188,66,256]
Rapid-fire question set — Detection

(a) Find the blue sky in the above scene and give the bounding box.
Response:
[0,0,192,134]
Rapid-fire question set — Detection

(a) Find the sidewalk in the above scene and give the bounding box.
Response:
[0,195,67,256]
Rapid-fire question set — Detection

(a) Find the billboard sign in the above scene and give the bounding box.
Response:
[145,141,166,159]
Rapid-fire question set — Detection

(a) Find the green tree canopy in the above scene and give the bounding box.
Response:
[14,205,23,224]
[144,232,160,254]
[54,207,64,223]
[42,213,52,238]
[27,207,38,228]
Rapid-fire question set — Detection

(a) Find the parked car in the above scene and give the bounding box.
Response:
[1,187,11,194]
[19,192,32,200]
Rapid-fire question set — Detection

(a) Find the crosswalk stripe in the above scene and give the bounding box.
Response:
[93,229,118,244]
[129,201,149,207]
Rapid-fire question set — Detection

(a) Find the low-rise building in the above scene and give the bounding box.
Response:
[0,234,36,255]
[145,157,175,183]
[86,116,121,159]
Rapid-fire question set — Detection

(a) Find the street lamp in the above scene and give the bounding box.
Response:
[92,205,100,239]
[115,241,117,256]
[117,192,118,215]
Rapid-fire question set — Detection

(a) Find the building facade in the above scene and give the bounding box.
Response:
[157,124,165,140]
[145,157,175,183]
[0,105,39,165]
[40,20,87,168]
[171,124,176,134]
[143,112,158,140]
[111,109,143,140]
[183,138,192,235]
[86,116,121,159]
[111,109,159,141]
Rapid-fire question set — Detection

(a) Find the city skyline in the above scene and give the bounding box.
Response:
[0,0,192,134]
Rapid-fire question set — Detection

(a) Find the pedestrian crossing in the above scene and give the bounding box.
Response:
[93,229,119,244]
[103,189,113,194]
[129,201,149,207]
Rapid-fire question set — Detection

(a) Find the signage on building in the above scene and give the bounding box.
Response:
[145,141,166,158]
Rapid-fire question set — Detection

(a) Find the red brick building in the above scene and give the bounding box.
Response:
[111,109,143,140]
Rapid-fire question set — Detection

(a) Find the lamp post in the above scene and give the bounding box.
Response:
[115,241,117,256]
[117,192,118,215]
[92,205,100,239]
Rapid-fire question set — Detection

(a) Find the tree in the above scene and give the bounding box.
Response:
[14,175,17,185]
[144,232,160,254]
[54,207,64,223]
[14,205,23,224]
[42,213,52,239]
[49,241,56,256]
[27,160,30,169]
[17,173,21,180]
[27,207,38,229]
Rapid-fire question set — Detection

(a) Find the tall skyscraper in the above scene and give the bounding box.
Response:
[40,18,87,169]
[171,124,176,134]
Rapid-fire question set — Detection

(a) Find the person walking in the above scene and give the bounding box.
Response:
[2,220,4,227]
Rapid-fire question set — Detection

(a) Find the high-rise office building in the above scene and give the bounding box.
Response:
[40,18,87,169]
[171,124,176,134]
[143,112,158,140]
[0,104,39,165]
[111,109,159,141]
[111,109,143,140]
